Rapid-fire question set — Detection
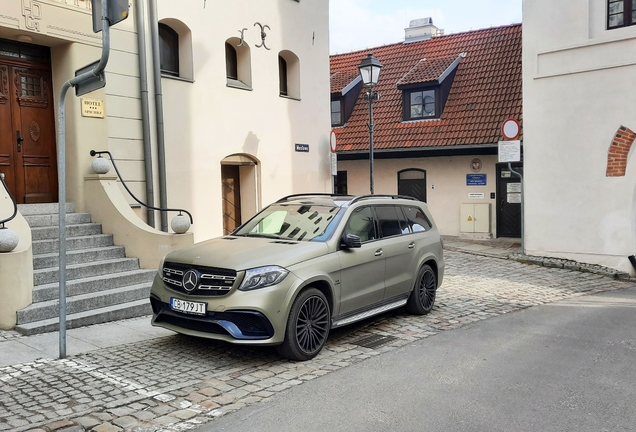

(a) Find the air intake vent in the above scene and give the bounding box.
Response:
[270,240,298,245]
[222,237,238,240]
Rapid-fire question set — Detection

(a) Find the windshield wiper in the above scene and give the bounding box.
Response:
[238,233,282,239]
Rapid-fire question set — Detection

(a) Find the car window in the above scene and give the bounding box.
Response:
[343,207,377,242]
[375,206,404,238]
[402,206,432,232]
[235,204,340,241]
[396,206,411,234]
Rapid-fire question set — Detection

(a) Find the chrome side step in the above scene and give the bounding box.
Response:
[331,299,407,329]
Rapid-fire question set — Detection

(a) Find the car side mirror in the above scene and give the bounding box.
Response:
[341,233,362,249]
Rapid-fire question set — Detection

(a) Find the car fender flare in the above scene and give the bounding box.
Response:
[281,274,337,323]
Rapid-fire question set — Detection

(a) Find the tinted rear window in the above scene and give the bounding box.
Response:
[402,206,432,232]
[375,206,405,238]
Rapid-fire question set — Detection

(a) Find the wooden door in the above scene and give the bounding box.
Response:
[0,43,57,204]
[222,165,241,235]
[398,169,426,202]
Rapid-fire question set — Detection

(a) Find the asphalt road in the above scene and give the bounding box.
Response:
[198,287,636,432]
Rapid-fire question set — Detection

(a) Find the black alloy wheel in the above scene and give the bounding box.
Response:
[277,288,330,361]
[406,264,437,315]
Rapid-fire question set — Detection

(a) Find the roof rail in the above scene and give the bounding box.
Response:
[349,194,418,205]
[275,193,353,203]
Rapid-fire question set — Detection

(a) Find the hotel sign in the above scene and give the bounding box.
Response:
[81,98,105,118]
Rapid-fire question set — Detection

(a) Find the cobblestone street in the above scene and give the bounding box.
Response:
[1,250,633,432]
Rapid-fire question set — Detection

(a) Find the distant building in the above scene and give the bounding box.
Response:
[523,0,636,272]
[331,21,523,238]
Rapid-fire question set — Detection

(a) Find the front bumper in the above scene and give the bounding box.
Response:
[149,272,297,345]
[150,297,275,340]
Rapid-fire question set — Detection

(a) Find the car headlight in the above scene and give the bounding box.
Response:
[239,266,289,291]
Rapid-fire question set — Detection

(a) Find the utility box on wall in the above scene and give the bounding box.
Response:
[460,203,491,234]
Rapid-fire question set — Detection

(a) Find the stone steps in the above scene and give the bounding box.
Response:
[33,246,126,270]
[14,203,156,335]
[14,300,152,336]
[32,269,157,303]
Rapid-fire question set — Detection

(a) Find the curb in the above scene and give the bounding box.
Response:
[444,246,633,281]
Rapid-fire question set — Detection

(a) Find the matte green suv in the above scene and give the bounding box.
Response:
[150,194,444,361]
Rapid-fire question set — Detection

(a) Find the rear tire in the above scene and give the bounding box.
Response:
[276,288,330,361]
[406,264,437,315]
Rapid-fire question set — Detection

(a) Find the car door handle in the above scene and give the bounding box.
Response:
[374,249,383,257]
[408,242,415,249]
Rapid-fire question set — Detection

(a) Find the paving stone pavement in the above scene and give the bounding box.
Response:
[1,250,633,432]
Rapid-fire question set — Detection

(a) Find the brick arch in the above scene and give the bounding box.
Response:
[606,126,636,177]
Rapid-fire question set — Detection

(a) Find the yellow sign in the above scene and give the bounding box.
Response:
[81,98,105,118]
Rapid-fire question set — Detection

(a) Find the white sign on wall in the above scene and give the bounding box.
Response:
[468,192,485,199]
[498,140,521,163]
[331,153,337,176]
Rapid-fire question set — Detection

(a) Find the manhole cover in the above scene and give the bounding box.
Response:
[350,334,397,349]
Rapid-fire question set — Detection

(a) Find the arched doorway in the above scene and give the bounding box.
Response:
[398,169,426,202]
[221,154,259,235]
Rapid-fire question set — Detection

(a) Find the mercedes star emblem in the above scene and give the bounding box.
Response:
[182,270,199,292]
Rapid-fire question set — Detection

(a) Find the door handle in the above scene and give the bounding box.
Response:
[16,131,24,153]
[374,249,383,257]
[408,242,415,249]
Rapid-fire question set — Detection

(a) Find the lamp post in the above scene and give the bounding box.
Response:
[357,53,382,194]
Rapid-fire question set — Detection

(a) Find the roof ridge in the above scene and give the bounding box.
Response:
[330,22,522,58]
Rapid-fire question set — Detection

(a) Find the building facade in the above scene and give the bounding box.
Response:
[523,0,636,272]
[331,22,523,238]
[0,0,331,329]
[0,0,332,241]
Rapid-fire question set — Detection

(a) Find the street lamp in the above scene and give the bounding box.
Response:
[357,53,382,194]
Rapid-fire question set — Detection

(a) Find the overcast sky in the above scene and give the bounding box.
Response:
[329,0,522,54]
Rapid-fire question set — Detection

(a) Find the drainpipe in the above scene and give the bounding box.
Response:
[135,0,156,228]
[148,0,169,232]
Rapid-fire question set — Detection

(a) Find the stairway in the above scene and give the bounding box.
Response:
[14,203,157,335]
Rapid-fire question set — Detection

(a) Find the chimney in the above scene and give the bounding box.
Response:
[404,17,442,43]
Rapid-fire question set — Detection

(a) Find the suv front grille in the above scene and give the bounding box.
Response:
[162,261,238,296]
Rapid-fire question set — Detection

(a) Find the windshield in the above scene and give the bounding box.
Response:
[234,204,342,242]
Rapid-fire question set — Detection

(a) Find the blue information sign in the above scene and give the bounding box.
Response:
[295,144,310,152]
[466,174,487,186]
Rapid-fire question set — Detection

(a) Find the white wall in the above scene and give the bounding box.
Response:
[157,0,332,241]
[523,0,636,272]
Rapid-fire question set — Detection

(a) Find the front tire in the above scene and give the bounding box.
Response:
[276,288,330,361]
[406,264,437,315]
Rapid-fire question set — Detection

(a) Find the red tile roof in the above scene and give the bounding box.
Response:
[330,24,522,153]
[330,70,360,94]
[396,55,461,86]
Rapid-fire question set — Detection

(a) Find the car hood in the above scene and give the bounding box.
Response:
[163,236,330,271]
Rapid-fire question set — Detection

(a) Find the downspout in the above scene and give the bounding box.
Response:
[135,0,156,228]
[148,0,169,232]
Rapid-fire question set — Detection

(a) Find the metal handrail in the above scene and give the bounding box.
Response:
[90,150,193,225]
[0,173,18,228]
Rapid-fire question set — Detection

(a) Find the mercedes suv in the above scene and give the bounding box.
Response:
[149,194,444,361]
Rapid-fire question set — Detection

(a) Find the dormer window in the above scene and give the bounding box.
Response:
[331,99,343,126]
[330,72,362,126]
[397,53,465,122]
[408,89,436,119]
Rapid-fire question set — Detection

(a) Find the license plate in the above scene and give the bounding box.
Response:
[170,298,207,316]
